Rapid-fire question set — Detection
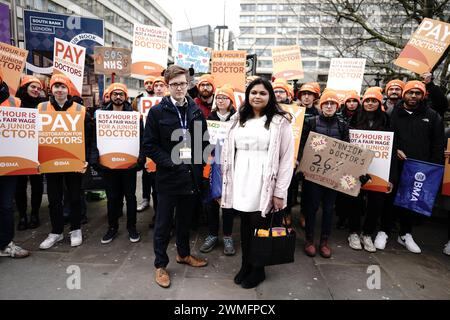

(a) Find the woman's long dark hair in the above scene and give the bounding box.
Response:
[239,78,290,129]
[351,100,388,130]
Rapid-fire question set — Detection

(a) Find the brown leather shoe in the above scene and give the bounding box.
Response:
[319,240,332,258]
[176,255,208,267]
[155,268,170,288]
[304,242,316,257]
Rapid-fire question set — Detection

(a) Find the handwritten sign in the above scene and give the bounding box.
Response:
[299,132,375,196]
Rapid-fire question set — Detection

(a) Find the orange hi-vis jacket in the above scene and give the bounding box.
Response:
[37,100,84,113]
[0,96,21,107]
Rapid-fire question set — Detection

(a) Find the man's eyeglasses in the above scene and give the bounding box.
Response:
[274,90,286,94]
[169,82,188,89]
[111,91,125,97]
[199,83,212,89]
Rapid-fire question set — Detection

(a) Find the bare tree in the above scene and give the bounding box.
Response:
[287,0,450,91]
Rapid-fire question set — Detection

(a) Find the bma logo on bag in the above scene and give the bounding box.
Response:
[394,159,444,217]
[411,172,426,201]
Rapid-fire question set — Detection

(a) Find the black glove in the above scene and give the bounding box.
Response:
[359,174,372,186]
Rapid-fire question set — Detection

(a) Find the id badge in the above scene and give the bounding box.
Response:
[180,147,192,160]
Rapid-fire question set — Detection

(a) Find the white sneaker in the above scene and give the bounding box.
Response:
[137,199,149,212]
[443,240,450,256]
[70,229,82,247]
[397,233,421,253]
[39,233,63,250]
[361,234,376,252]
[0,241,30,258]
[374,231,388,250]
[348,233,362,250]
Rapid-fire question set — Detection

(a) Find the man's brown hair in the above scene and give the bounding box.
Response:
[164,65,188,84]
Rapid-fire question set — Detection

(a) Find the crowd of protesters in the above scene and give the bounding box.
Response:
[0,64,449,291]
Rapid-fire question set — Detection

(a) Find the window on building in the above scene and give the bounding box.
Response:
[255,38,274,46]
[319,61,330,69]
[240,15,255,23]
[255,27,276,34]
[240,4,256,11]
[257,60,273,68]
[277,38,296,45]
[257,4,278,11]
[256,15,277,23]
[303,61,317,68]
[240,27,254,34]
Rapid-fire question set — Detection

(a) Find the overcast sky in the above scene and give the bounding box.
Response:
[154,0,240,36]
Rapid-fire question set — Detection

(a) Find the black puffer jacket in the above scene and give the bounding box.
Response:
[143,95,209,195]
[390,101,445,165]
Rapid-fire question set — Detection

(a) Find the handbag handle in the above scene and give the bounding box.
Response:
[267,207,289,237]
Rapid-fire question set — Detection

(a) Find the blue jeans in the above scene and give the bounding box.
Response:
[0,176,18,249]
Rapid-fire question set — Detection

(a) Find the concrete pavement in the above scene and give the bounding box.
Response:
[1,187,449,300]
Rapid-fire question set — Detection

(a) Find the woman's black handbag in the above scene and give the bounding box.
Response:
[249,209,296,266]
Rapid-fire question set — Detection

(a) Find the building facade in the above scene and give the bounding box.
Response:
[237,0,449,86]
[176,25,214,48]
[2,0,173,96]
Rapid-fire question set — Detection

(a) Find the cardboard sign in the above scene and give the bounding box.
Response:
[131,24,169,77]
[94,47,131,76]
[350,130,394,192]
[395,18,450,74]
[53,38,86,96]
[212,51,246,93]
[96,111,140,169]
[299,132,375,196]
[280,104,306,165]
[38,109,86,173]
[0,42,28,95]
[326,58,366,97]
[0,107,39,175]
[442,138,450,195]
[176,42,211,73]
[271,45,304,80]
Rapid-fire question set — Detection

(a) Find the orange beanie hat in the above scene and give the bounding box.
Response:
[362,87,383,104]
[215,85,235,106]
[108,83,128,99]
[402,81,426,98]
[385,79,405,93]
[21,75,42,89]
[272,78,290,95]
[319,89,339,107]
[299,82,321,96]
[344,90,361,104]
[50,74,71,91]
[144,76,156,85]
[197,74,216,92]
[152,76,166,89]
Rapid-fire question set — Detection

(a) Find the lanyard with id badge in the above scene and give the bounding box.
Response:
[174,105,191,161]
